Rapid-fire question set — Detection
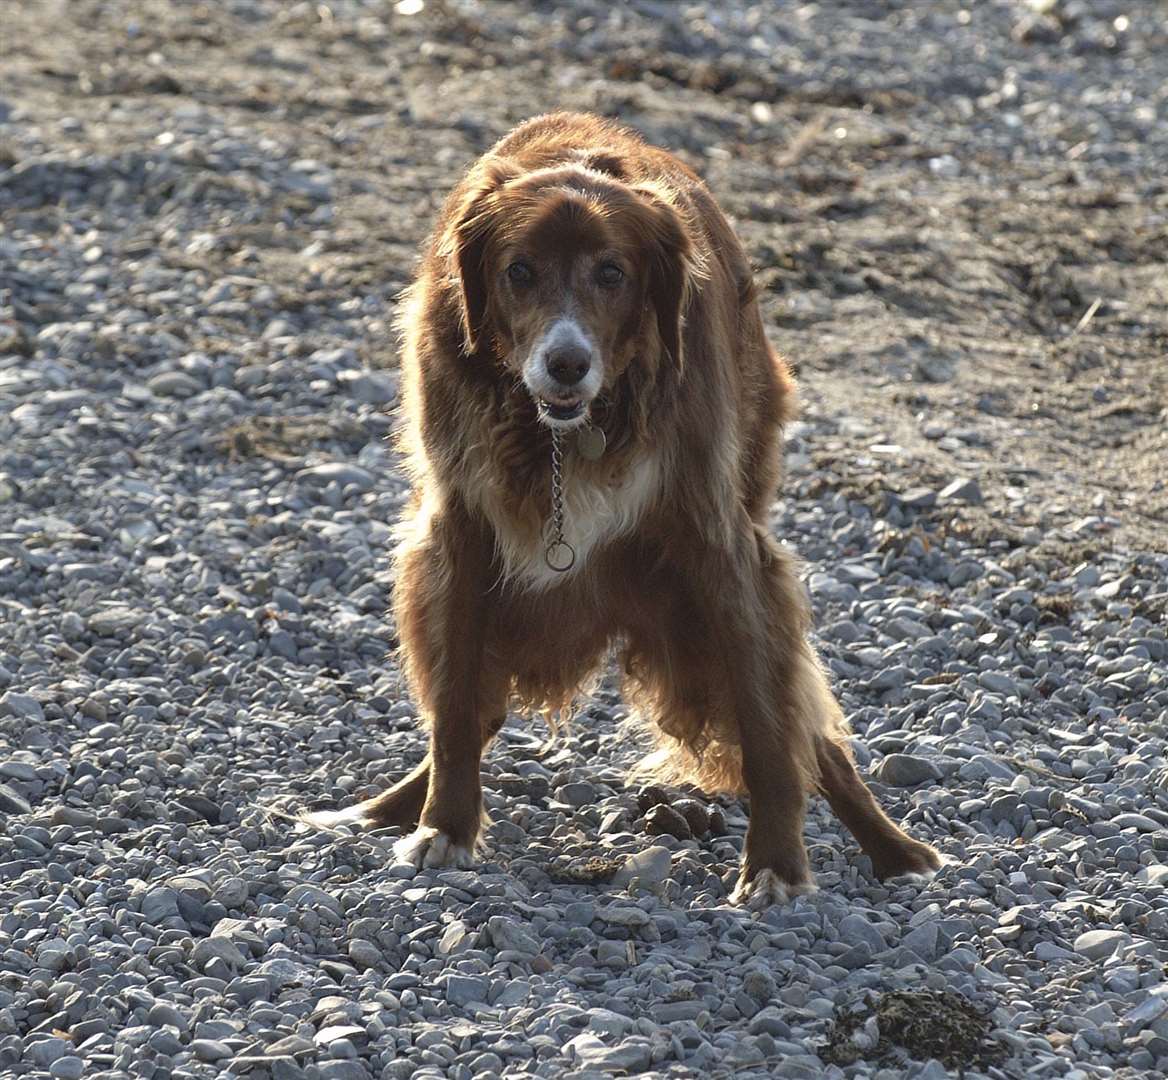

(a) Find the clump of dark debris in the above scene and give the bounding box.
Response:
[819,989,1008,1073]
[547,854,625,885]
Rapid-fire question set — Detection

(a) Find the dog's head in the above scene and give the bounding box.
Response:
[443,157,698,429]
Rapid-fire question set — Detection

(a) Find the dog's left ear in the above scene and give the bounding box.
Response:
[632,185,697,375]
[443,158,518,356]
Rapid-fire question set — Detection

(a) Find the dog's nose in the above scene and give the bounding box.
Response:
[546,346,591,387]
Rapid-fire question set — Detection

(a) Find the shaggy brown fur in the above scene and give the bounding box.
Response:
[312,112,940,903]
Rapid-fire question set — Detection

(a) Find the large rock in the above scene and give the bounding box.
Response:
[838,913,890,956]
[612,846,672,888]
[486,916,541,959]
[192,937,245,971]
[1073,930,1130,961]
[0,691,44,721]
[567,1033,653,1073]
[294,463,375,493]
[873,754,943,787]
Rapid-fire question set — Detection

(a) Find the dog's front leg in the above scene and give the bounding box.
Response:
[688,534,819,907]
[392,503,505,869]
[727,650,818,908]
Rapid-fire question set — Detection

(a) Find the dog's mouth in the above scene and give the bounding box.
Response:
[538,397,587,423]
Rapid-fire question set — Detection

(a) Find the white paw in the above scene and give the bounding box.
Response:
[731,868,818,909]
[889,868,938,886]
[393,826,475,869]
[298,804,369,831]
[886,853,955,886]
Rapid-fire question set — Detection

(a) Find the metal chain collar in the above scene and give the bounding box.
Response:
[544,428,576,572]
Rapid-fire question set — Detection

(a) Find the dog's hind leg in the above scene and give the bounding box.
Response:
[302,757,430,832]
[745,532,940,885]
[814,734,941,881]
[306,714,507,834]
[638,532,820,907]
[355,759,429,830]
[356,712,507,831]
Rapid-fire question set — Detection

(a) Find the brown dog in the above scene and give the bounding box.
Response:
[313,112,940,905]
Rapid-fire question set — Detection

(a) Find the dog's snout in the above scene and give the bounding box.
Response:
[546,346,591,387]
[524,319,600,422]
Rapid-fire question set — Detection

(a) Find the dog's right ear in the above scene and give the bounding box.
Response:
[629,183,701,377]
[441,159,517,356]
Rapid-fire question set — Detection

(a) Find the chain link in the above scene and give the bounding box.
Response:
[544,428,575,571]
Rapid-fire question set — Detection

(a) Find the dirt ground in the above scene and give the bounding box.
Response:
[3,7,1168,1076]
[3,0,1166,557]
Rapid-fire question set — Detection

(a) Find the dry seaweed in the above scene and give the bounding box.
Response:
[820,989,1007,1073]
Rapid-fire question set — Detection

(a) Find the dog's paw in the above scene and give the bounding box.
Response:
[393,825,475,869]
[298,804,369,831]
[731,868,818,909]
[883,849,955,887]
[891,869,937,886]
[872,838,943,883]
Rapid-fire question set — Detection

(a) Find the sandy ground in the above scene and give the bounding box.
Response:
[3,0,1165,558]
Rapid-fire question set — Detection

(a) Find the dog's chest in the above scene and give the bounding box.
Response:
[487,454,660,591]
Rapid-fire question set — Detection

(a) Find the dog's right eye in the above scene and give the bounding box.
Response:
[507,261,534,285]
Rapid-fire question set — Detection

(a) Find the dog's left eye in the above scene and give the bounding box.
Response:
[507,261,534,285]
[597,262,625,287]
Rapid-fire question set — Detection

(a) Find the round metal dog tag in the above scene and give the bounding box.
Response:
[576,426,606,461]
[545,540,576,572]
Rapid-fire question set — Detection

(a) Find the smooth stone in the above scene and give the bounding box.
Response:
[595,904,651,928]
[192,937,245,971]
[873,754,943,787]
[0,783,32,815]
[557,781,597,807]
[0,691,44,721]
[567,1033,652,1073]
[978,671,1020,696]
[444,974,489,1007]
[1074,930,1130,961]
[29,1037,69,1066]
[486,916,540,958]
[147,370,203,398]
[49,1057,85,1080]
[612,846,672,888]
[191,1039,232,1062]
[939,477,984,505]
[142,886,181,922]
[838,914,889,956]
[285,883,344,917]
[214,876,249,908]
[294,463,375,492]
[347,939,381,969]
[1112,813,1159,833]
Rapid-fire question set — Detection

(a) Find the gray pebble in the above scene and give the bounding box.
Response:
[49,1057,85,1080]
[644,803,692,839]
[444,974,490,1007]
[939,477,984,505]
[295,463,376,492]
[0,691,45,721]
[192,937,245,971]
[486,916,541,958]
[147,370,204,398]
[612,846,672,888]
[191,1039,232,1062]
[873,754,943,787]
[1074,930,1130,961]
[3,13,1165,1080]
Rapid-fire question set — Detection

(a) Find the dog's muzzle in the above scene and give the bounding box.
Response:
[524,318,602,428]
